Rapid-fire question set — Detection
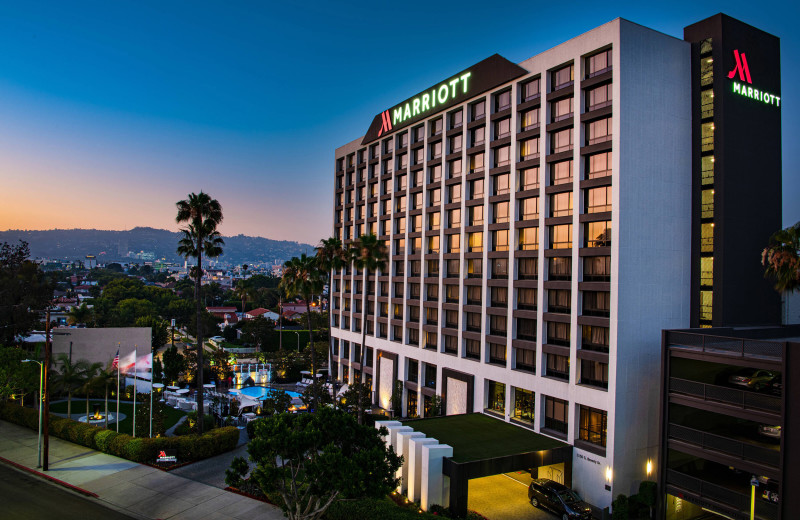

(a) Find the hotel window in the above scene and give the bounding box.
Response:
[490,315,507,336]
[521,77,540,101]
[587,117,612,145]
[429,141,442,160]
[379,281,389,297]
[449,134,463,154]
[581,325,609,352]
[586,151,612,179]
[448,158,462,178]
[517,288,537,310]
[700,256,713,287]
[428,188,441,207]
[544,396,568,434]
[494,90,511,112]
[410,214,421,232]
[493,173,510,195]
[469,178,484,199]
[579,406,607,448]
[410,260,421,276]
[445,259,459,277]
[466,258,482,279]
[518,257,538,280]
[546,354,569,381]
[701,222,714,253]
[587,83,612,111]
[427,259,439,276]
[428,211,440,231]
[583,291,610,317]
[513,387,535,423]
[490,286,508,307]
[550,192,573,217]
[519,138,539,161]
[469,153,485,174]
[408,305,420,321]
[369,183,378,197]
[550,160,572,186]
[586,186,611,213]
[469,205,484,226]
[410,237,422,254]
[394,238,405,254]
[337,158,344,172]
[551,128,573,154]
[396,174,407,191]
[518,228,538,250]
[466,285,482,305]
[494,118,511,139]
[493,201,509,224]
[489,342,506,365]
[447,208,461,228]
[449,109,463,129]
[515,350,536,374]
[413,125,424,143]
[409,169,421,187]
[551,97,573,122]
[519,197,538,220]
[378,322,387,338]
[445,284,459,304]
[379,302,389,318]
[548,256,571,281]
[519,167,539,191]
[585,221,611,247]
[551,64,574,91]
[465,311,482,332]
[383,138,393,154]
[701,155,714,185]
[395,260,405,276]
[467,232,483,252]
[408,283,420,299]
[465,339,481,360]
[494,145,511,167]
[430,117,443,137]
[407,327,419,346]
[445,309,459,328]
[487,380,505,413]
[426,283,439,301]
[547,321,570,347]
[370,143,379,159]
[394,217,406,234]
[448,233,460,253]
[398,132,408,149]
[413,147,424,165]
[520,108,539,131]
[395,195,406,212]
[392,325,402,342]
[470,100,485,121]
[427,234,440,253]
[429,164,442,183]
[492,229,509,251]
[397,153,408,170]
[701,122,715,152]
[470,126,485,147]
[406,359,419,383]
[411,192,422,210]
[580,360,608,390]
[548,289,571,313]
[382,179,391,195]
[586,49,612,77]
[517,317,537,341]
[701,88,714,119]
[425,307,438,326]
[700,290,713,322]
[444,334,458,354]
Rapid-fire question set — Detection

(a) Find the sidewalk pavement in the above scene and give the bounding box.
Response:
[0,419,284,520]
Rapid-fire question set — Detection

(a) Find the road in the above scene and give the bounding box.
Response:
[0,463,138,520]
[469,472,556,520]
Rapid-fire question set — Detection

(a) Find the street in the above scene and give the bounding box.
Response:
[0,463,139,520]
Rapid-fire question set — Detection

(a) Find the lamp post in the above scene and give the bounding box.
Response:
[293,331,300,352]
[21,359,43,468]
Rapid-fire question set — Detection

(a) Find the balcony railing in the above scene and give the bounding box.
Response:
[669,378,781,414]
[666,469,779,520]
[666,331,783,360]
[668,423,780,467]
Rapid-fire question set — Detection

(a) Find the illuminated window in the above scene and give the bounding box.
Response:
[701,122,715,152]
[550,192,573,217]
[447,208,461,228]
[487,380,505,413]
[519,138,539,161]
[493,201,509,224]
[467,232,483,252]
[700,55,713,87]
[701,189,714,219]
[519,167,539,191]
[586,186,611,213]
[701,89,714,119]
[513,387,535,421]
[518,228,538,250]
[521,108,539,131]
[700,290,713,322]
[579,406,607,447]
[701,222,714,253]
[550,224,572,249]
[469,153,485,174]
[701,156,714,185]
[447,233,460,253]
[492,229,509,251]
[427,212,440,231]
[427,235,440,254]
[494,145,511,167]
[700,257,713,287]
[469,205,483,226]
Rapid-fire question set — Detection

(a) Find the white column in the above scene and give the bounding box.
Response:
[396,430,426,493]
[408,437,439,502]
[420,443,453,510]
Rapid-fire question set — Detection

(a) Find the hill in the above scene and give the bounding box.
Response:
[0,227,315,266]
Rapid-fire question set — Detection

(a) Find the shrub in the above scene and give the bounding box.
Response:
[82,425,102,449]
[326,497,440,520]
[108,433,133,458]
[94,429,118,452]
[612,494,629,520]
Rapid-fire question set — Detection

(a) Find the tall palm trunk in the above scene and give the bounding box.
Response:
[195,253,205,434]
[67,392,72,418]
[306,293,318,404]
[327,269,336,408]
[104,384,109,429]
[358,268,368,425]
[85,391,90,424]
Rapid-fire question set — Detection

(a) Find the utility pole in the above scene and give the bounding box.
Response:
[42,308,51,471]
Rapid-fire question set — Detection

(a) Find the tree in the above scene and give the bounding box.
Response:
[67,303,93,326]
[52,353,97,418]
[348,234,387,424]
[234,280,253,313]
[0,345,39,401]
[176,191,224,435]
[300,378,333,411]
[226,407,401,520]
[315,237,347,387]
[262,389,292,416]
[762,222,800,292]
[78,361,103,424]
[161,345,185,385]
[134,315,169,351]
[0,241,53,346]
[280,254,323,397]
[241,316,275,352]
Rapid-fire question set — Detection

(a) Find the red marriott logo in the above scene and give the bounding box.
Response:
[727,49,752,84]
[377,110,392,137]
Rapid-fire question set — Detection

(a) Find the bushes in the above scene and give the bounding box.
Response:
[326,497,440,520]
[0,402,240,466]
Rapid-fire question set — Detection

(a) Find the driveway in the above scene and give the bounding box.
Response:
[469,472,556,520]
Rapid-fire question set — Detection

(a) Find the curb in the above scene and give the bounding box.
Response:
[0,455,99,498]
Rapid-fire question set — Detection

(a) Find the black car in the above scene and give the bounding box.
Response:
[528,478,593,520]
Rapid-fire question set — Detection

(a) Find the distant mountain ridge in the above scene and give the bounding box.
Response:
[0,227,315,266]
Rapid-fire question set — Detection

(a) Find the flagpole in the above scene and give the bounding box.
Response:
[133,345,137,438]
[149,348,153,438]
[116,343,120,433]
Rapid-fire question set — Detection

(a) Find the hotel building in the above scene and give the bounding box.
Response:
[330,14,781,513]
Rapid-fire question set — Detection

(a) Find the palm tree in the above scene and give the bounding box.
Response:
[92,362,118,429]
[234,280,252,314]
[349,233,388,424]
[52,354,94,418]
[78,362,103,424]
[762,222,800,293]
[67,303,92,326]
[279,254,323,398]
[176,191,224,434]
[315,237,347,387]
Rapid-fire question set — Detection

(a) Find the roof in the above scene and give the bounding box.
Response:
[247,308,271,316]
[406,413,567,463]
[206,307,238,312]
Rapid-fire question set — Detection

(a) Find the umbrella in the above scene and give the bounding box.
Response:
[167,386,179,391]
[152,383,165,389]
[229,389,241,395]
[203,383,216,389]
[176,389,189,395]
[300,371,311,375]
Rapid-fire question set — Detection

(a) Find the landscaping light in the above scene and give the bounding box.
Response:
[646,459,653,477]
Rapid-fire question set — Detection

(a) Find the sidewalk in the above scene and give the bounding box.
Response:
[0,419,283,520]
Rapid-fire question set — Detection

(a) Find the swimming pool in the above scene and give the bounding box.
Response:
[234,386,302,400]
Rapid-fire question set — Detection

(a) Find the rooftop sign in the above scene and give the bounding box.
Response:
[361,54,528,145]
[728,49,781,108]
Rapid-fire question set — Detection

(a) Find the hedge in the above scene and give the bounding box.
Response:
[0,402,239,465]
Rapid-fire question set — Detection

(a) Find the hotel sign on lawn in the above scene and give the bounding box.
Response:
[361,54,528,145]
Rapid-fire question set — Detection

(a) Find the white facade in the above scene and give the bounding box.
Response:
[332,19,692,509]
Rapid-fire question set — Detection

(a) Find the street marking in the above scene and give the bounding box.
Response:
[501,473,530,487]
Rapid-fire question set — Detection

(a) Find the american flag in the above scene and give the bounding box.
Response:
[111,349,119,370]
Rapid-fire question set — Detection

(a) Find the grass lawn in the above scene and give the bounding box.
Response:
[406,413,567,462]
[49,399,187,436]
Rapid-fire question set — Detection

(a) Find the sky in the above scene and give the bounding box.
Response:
[0,0,797,245]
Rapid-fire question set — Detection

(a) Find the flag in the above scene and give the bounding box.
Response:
[136,353,153,380]
[119,350,136,375]
[111,349,120,370]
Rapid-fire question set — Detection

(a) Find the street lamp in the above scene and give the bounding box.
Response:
[21,359,43,468]
[293,331,300,352]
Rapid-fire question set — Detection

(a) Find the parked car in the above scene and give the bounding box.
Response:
[727,369,777,391]
[758,424,781,440]
[528,478,592,520]
[768,375,782,396]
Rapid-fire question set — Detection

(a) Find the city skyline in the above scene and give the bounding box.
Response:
[0,0,796,244]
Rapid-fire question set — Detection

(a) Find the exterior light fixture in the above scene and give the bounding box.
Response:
[646,459,653,477]
[605,467,613,482]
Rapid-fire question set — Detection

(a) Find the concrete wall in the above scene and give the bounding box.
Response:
[51,327,152,367]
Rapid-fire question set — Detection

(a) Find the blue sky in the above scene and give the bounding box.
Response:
[0,0,796,244]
